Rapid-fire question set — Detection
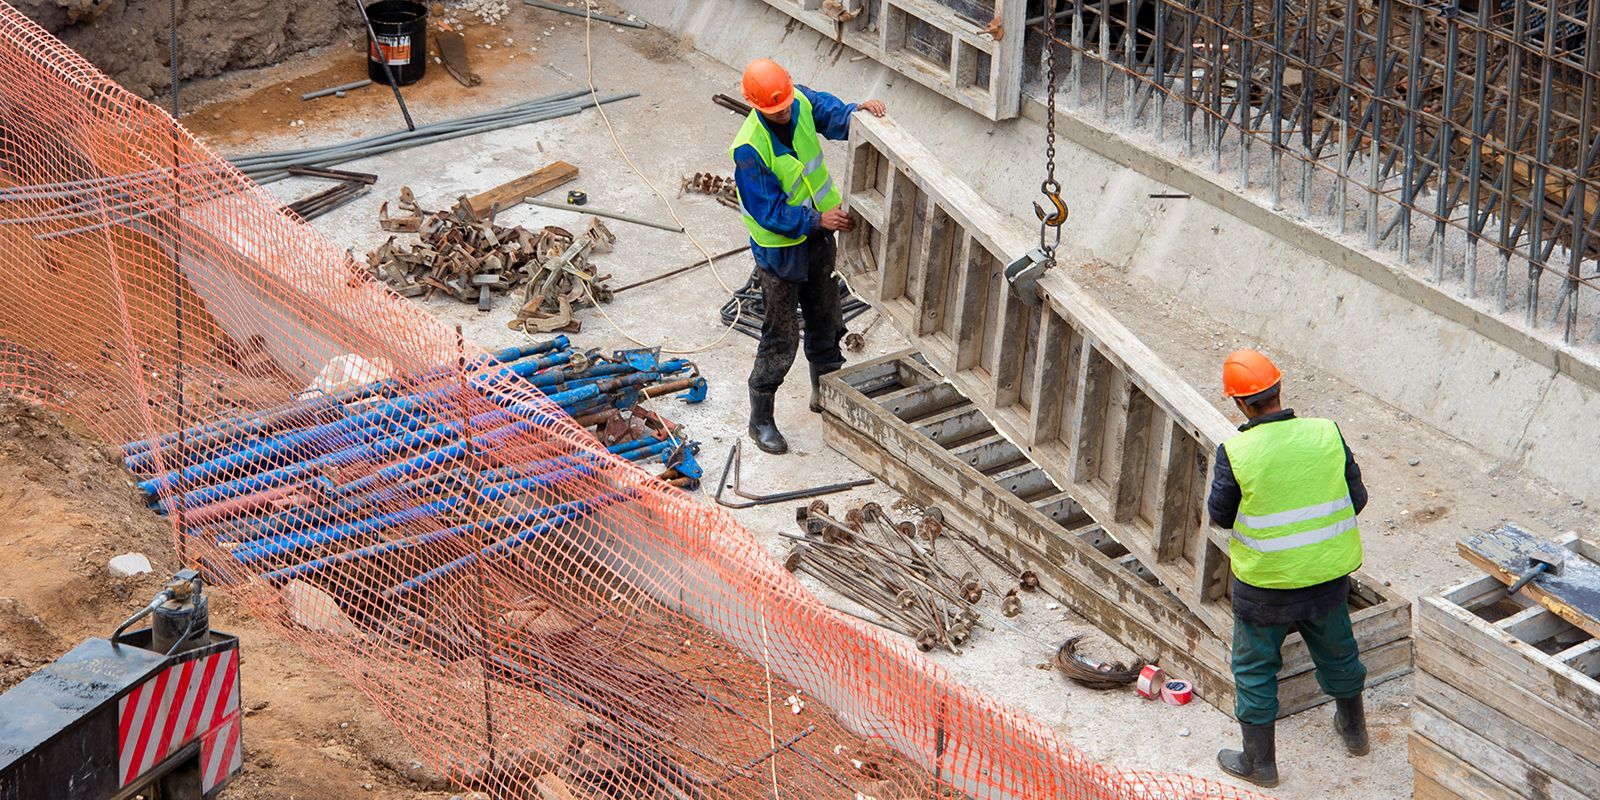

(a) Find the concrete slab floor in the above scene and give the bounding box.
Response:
[171,4,1587,798]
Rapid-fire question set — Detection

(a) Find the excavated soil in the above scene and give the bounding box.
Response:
[0,398,455,799]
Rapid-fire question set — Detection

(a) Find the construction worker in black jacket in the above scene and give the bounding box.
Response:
[1207,349,1370,788]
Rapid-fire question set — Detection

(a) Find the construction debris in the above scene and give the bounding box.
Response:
[300,79,373,101]
[523,0,647,29]
[1054,636,1146,690]
[229,91,636,184]
[679,172,739,210]
[364,186,617,327]
[782,501,1009,655]
[281,165,377,221]
[462,160,579,219]
[435,29,483,87]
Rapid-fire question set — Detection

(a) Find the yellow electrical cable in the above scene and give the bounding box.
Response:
[576,3,746,355]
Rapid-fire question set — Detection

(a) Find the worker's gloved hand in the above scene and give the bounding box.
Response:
[819,209,855,232]
[858,99,888,117]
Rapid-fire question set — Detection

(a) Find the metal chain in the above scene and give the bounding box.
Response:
[1035,1,1067,261]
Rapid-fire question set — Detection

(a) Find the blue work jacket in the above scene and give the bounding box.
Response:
[731,86,857,281]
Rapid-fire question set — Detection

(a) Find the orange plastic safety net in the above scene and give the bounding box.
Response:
[0,5,1274,799]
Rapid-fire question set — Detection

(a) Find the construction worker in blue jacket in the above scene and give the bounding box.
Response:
[1207,349,1370,788]
[730,58,887,454]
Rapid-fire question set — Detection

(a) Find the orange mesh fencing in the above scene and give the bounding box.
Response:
[0,5,1274,798]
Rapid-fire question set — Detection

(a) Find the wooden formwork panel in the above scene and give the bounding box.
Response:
[1411,551,1600,800]
[820,351,1414,718]
[755,0,1025,120]
[841,114,1268,638]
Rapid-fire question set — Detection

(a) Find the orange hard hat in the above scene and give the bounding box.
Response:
[1222,349,1283,399]
[741,58,795,114]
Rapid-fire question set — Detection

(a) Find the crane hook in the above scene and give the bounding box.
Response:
[1034,184,1069,228]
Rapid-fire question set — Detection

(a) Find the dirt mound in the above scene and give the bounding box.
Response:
[0,395,451,799]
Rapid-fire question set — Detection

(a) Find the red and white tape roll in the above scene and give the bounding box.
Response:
[1136,665,1165,700]
[1161,679,1193,705]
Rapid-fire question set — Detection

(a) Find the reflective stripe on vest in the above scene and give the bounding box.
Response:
[1221,416,1363,589]
[727,92,842,248]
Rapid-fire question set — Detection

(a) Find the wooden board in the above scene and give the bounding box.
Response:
[1414,673,1600,793]
[1458,523,1600,640]
[821,351,1414,719]
[1415,595,1600,768]
[464,161,579,218]
[754,0,1026,120]
[840,114,1329,638]
[1408,732,1520,800]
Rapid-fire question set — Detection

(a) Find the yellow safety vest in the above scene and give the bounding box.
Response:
[727,91,841,248]
[1222,417,1363,589]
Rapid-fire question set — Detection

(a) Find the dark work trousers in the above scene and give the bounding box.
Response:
[747,236,845,394]
[1232,600,1367,724]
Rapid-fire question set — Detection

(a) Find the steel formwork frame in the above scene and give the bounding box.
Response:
[1037,0,1600,344]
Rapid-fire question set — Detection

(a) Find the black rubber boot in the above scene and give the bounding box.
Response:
[1217,723,1279,788]
[1335,694,1369,756]
[808,362,843,413]
[748,389,788,454]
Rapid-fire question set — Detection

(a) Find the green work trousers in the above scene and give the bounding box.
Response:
[1232,600,1366,724]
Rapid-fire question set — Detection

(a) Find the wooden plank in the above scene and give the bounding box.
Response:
[1415,597,1600,765]
[1495,605,1579,645]
[1024,309,1068,447]
[1408,732,1520,800]
[1558,639,1600,677]
[1415,672,1600,792]
[1412,704,1590,800]
[465,161,578,218]
[1459,523,1600,640]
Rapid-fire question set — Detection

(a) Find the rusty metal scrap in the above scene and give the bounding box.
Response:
[679,172,739,210]
[1054,635,1148,690]
[365,187,616,325]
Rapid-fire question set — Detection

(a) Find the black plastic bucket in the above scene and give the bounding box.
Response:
[366,0,428,86]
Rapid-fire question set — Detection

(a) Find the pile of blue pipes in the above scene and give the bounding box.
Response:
[120,336,707,590]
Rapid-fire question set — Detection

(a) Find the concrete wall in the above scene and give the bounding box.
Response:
[17,0,358,97]
[621,0,1600,506]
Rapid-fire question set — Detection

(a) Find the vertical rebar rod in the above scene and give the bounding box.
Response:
[1368,0,1392,249]
[1464,0,1490,297]
[1124,0,1139,128]
[1299,0,1317,217]
[1210,0,1223,172]
[1496,0,1527,313]
[1336,0,1355,234]
[1434,11,1459,283]
[1182,0,1196,155]
[1268,0,1285,207]
[1154,0,1168,141]
[1237,0,1253,191]
[1099,0,1112,117]
[1565,2,1600,342]
[1397,3,1423,264]
[1526,4,1557,327]
[1071,0,1085,107]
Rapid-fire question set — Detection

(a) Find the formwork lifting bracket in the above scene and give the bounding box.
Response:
[1003,248,1050,306]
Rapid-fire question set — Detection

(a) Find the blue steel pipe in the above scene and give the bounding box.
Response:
[153,407,540,513]
[231,495,463,564]
[257,505,574,585]
[216,470,470,543]
[123,336,571,460]
[136,403,435,494]
[136,351,628,488]
[233,459,606,565]
[384,489,635,598]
